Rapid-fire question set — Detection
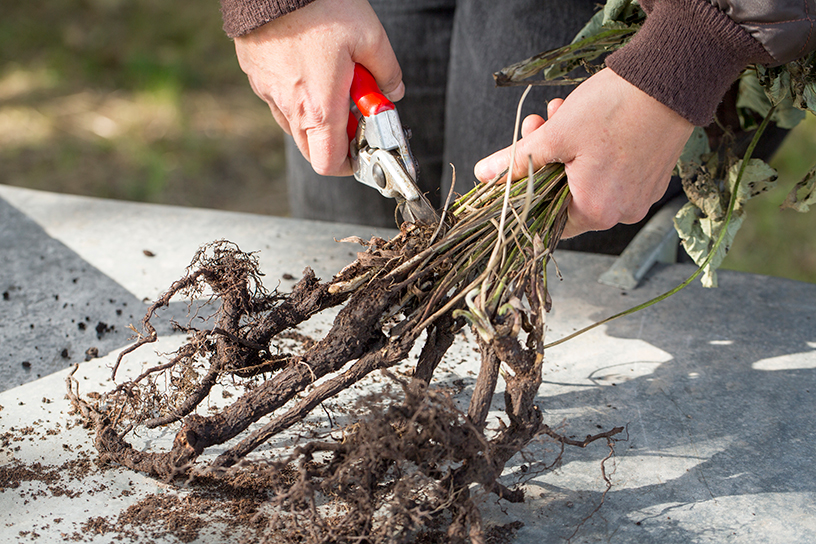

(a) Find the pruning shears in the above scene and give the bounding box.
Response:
[348,64,439,226]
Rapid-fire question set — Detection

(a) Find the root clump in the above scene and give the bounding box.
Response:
[68,164,623,542]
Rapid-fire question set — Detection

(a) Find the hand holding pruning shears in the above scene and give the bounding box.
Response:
[233,0,404,177]
[348,64,438,225]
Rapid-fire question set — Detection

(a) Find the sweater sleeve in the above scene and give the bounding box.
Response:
[606,0,775,126]
[220,0,316,38]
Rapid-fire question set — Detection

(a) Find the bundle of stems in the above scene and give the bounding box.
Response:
[402,162,569,338]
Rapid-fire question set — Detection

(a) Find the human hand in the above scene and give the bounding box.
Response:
[234,0,403,176]
[474,68,694,239]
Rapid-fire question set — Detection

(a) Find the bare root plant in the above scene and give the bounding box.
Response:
[68,162,623,542]
[61,11,805,536]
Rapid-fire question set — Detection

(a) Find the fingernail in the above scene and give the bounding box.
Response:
[386,81,405,102]
[474,159,493,182]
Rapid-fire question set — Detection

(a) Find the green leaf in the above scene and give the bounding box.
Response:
[782,166,816,212]
[571,8,605,44]
[602,0,638,23]
[571,1,641,44]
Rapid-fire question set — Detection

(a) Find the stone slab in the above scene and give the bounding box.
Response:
[1,185,815,543]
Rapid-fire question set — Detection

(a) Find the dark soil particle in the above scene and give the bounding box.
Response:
[81,516,115,535]
[111,474,274,543]
[95,322,114,339]
[0,462,61,489]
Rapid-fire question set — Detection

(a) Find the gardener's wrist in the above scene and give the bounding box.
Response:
[606,0,772,126]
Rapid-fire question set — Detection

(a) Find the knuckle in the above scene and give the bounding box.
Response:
[593,213,619,232]
[619,202,651,225]
[580,203,619,232]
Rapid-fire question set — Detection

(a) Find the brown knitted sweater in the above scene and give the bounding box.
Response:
[606,0,774,126]
[220,0,314,39]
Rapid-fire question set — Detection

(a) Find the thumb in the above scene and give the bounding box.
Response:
[474,116,563,183]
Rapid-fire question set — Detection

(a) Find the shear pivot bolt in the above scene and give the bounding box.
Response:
[372,163,387,189]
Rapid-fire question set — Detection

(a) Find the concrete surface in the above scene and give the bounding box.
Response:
[1,184,815,543]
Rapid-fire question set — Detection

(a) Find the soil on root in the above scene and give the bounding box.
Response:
[65,224,622,543]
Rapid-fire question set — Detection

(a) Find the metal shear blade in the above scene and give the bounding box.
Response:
[348,64,439,226]
[351,115,438,226]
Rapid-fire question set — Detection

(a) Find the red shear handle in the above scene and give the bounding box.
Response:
[350,64,395,117]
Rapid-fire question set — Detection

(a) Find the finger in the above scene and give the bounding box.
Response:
[546,98,564,119]
[289,64,356,176]
[299,116,354,176]
[352,29,404,102]
[561,189,608,239]
[561,204,594,239]
[293,125,354,177]
[561,164,665,239]
[520,114,545,138]
[474,123,566,183]
[267,101,292,135]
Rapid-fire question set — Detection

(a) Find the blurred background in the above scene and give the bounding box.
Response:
[1,0,813,283]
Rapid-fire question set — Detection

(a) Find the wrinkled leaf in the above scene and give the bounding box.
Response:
[785,51,816,114]
[801,83,816,112]
[682,164,725,221]
[782,166,816,212]
[738,70,806,129]
[674,203,745,288]
[676,126,710,181]
[675,158,777,287]
[568,0,640,41]
[602,0,640,23]
[728,158,778,206]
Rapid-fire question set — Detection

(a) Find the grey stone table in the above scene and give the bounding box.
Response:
[1,184,815,543]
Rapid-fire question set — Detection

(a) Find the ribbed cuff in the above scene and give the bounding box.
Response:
[606,0,773,126]
[220,0,316,38]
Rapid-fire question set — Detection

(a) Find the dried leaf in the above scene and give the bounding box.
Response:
[356,252,389,268]
[781,167,816,212]
[737,69,806,129]
[675,159,776,288]
[336,236,370,246]
[728,158,778,206]
[675,126,710,182]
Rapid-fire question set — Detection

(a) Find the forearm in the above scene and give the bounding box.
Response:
[220,0,316,38]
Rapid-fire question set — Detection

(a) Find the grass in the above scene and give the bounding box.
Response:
[0,0,287,215]
[0,1,813,283]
